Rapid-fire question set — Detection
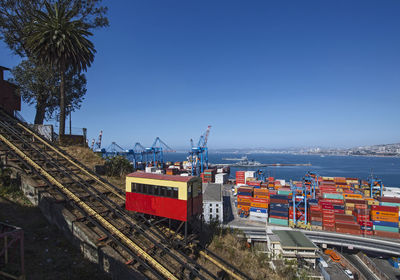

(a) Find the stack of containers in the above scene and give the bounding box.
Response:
[268,194,289,226]
[236,171,246,185]
[237,186,253,216]
[247,180,262,188]
[309,203,323,230]
[202,169,215,183]
[356,207,373,235]
[289,203,308,224]
[249,196,269,222]
[334,214,361,235]
[244,171,255,183]
[320,201,335,231]
[371,205,400,238]
[378,197,400,208]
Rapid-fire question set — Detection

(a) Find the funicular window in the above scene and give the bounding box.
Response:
[172,188,178,198]
[154,185,160,196]
[132,183,178,198]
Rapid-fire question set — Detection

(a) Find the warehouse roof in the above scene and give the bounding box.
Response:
[272,230,317,250]
[127,171,196,182]
[203,183,222,202]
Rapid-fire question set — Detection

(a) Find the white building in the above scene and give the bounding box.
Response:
[203,183,223,223]
[267,230,318,268]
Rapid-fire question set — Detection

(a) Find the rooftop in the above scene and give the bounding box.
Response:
[272,230,317,250]
[127,171,196,182]
[203,183,222,202]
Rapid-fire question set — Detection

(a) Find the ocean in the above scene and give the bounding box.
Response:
[164,153,400,187]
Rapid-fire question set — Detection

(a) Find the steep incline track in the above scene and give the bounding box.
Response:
[0,108,249,280]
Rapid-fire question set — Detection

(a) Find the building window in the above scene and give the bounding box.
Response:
[210,214,212,220]
[216,215,219,220]
[216,208,219,213]
[209,203,212,207]
[210,208,212,213]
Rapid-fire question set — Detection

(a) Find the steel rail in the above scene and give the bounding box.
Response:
[0,109,249,280]
[0,143,165,280]
[0,133,178,280]
[1,120,212,280]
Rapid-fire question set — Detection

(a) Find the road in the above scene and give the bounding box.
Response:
[342,253,379,280]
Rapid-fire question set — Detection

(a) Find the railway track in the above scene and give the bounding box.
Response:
[0,108,250,280]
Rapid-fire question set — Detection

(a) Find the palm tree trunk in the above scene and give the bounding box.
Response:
[34,98,46,125]
[59,63,66,136]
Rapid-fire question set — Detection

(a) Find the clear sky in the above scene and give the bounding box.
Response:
[1,0,400,150]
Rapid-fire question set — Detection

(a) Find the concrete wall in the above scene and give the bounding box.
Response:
[3,157,145,279]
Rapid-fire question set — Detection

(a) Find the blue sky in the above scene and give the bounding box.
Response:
[1,0,400,149]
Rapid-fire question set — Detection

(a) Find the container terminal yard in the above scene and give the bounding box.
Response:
[1,87,400,279]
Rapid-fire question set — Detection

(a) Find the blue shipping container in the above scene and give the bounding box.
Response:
[372,220,399,227]
[250,207,267,214]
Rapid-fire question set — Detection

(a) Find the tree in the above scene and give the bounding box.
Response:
[25,2,96,136]
[0,0,108,56]
[10,58,87,124]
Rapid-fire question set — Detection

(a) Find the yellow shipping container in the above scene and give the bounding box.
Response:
[346,203,355,208]
[345,210,353,215]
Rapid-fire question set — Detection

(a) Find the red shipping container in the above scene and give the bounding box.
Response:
[374,230,400,239]
[378,197,400,203]
[359,221,373,227]
[371,205,399,212]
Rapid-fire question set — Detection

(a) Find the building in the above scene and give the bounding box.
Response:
[267,230,318,268]
[203,183,223,223]
[0,66,20,115]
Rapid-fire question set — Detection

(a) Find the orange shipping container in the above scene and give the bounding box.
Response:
[251,202,268,208]
[371,210,399,218]
[371,215,399,223]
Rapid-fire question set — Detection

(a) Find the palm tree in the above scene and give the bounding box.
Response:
[25,2,95,136]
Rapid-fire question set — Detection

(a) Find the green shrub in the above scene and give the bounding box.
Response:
[104,156,133,177]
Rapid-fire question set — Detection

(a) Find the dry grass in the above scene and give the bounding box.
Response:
[61,146,126,191]
[201,228,284,280]
[61,145,105,169]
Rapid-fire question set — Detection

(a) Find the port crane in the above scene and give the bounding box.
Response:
[289,180,311,230]
[145,137,175,168]
[368,175,383,198]
[189,125,211,176]
[304,171,319,199]
[91,130,103,151]
[102,142,129,158]
[128,142,147,169]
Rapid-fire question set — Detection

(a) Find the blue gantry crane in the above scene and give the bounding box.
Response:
[304,171,319,199]
[368,175,383,198]
[145,137,175,168]
[290,180,311,229]
[189,125,211,176]
[127,142,147,169]
[102,142,130,158]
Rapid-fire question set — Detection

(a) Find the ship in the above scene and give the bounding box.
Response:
[232,156,268,167]
[222,156,248,161]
